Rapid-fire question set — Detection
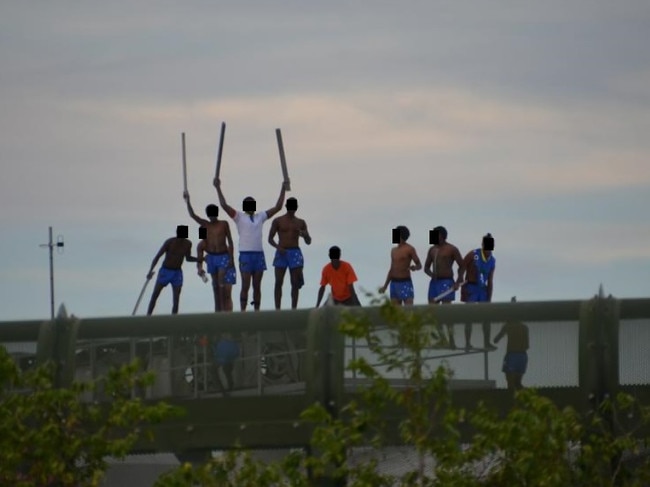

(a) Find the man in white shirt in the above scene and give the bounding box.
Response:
[215,178,287,311]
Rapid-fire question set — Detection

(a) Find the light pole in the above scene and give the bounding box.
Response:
[39,226,64,320]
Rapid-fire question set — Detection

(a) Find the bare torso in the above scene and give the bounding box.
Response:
[390,244,417,279]
[274,214,307,248]
[203,221,230,254]
[162,238,192,269]
[426,243,460,279]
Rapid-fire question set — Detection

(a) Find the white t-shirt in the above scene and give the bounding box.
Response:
[234,211,269,252]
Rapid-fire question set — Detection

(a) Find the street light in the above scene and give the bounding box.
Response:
[39,226,64,320]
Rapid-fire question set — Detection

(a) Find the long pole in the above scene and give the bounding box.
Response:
[215,122,226,179]
[275,128,291,191]
[181,132,188,193]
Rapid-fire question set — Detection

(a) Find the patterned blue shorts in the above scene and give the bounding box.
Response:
[390,278,414,301]
[273,247,304,269]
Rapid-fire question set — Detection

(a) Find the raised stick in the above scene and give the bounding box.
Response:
[132,275,153,316]
[215,122,226,179]
[181,132,188,193]
[275,128,291,191]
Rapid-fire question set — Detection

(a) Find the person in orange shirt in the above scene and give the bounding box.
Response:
[316,246,361,307]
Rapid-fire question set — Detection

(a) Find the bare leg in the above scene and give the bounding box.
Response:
[210,273,221,312]
[405,298,414,305]
[217,269,227,313]
[252,271,263,311]
[146,283,165,315]
[223,285,233,312]
[274,267,287,310]
[171,286,182,314]
[289,267,303,309]
[240,272,252,311]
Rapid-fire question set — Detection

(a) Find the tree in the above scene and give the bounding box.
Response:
[156,299,650,486]
[0,346,180,487]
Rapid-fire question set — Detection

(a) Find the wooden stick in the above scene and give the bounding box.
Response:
[132,275,153,316]
[275,128,291,191]
[215,122,226,179]
[181,132,188,193]
[433,281,466,303]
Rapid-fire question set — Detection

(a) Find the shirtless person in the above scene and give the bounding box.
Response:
[146,225,197,315]
[424,226,465,348]
[457,233,496,350]
[379,226,422,305]
[493,296,529,391]
[214,178,287,311]
[183,193,234,311]
[268,197,312,309]
[196,227,237,312]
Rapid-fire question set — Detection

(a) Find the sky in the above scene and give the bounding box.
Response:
[1,1,649,321]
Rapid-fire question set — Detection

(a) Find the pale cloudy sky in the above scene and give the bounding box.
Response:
[1,1,649,320]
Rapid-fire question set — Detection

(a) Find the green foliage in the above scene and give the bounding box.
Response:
[0,346,180,487]
[158,299,650,486]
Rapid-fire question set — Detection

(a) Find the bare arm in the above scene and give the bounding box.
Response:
[225,222,235,264]
[183,192,209,226]
[184,240,198,263]
[423,249,434,279]
[410,247,422,271]
[457,252,472,282]
[265,182,287,219]
[301,220,312,245]
[454,246,465,288]
[487,268,495,302]
[379,268,392,294]
[493,323,507,343]
[197,243,205,274]
[316,285,326,307]
[267,218,281,250]
[147,240,169,277]
[213,178,236,219]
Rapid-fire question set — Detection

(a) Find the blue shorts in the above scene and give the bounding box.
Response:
[239,251,267,274]
[213,339,240,365]
[273,247,304,269]
[224,265,237,285]
[463,283,489,302]
[205,252,231,275]
[502,352,528,374]
[390,278,414,301]
[157,267,183,288]
[428,278,455,302]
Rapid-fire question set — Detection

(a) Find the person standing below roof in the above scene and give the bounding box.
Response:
[146,225,197,315]
[316,246,361,307]
[379,225,422,306]
[493,296,529,391]
[424,225,465,349]
[268,197,312,309]
[214,178,287,311]
[457,233,496,350]
[183,193,234,311]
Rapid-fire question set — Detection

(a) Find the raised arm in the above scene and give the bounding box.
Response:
[183,192,208,226]
[265,182,287,219]
[213,178,236,219]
